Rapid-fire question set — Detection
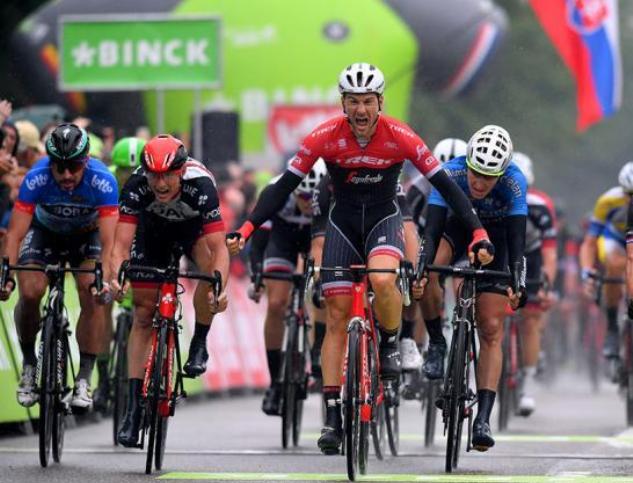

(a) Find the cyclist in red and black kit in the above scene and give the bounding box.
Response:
[228,63,493,455]
[512,152,558,416]
[109,135,230,447]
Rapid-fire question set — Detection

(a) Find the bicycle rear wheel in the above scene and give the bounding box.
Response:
[52,333,69,463]
[424,379,439,447]
[281,318,298,449]
[445,318,466,473]
[38,318,55,468]
[369,340,385,460]
[112,311,131,445]
[344,322,361,481]
[145,326,166,474]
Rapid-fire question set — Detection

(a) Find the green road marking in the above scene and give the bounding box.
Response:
[302,433,633,444]
[158,473,633,482]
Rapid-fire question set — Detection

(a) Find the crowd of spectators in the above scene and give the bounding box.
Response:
[0,99,275,275]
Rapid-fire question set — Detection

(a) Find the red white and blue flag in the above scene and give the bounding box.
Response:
[530,0,621,131]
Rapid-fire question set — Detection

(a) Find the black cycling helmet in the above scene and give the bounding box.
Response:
[46,123,90,162]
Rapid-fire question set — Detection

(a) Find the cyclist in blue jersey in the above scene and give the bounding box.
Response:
[0,123,118,410]
[413,125,528,451]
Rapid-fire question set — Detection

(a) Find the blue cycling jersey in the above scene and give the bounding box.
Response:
[16,157,119,235]
[427,156,528,222]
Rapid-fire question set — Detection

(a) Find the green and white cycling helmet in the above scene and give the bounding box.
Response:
[111,137,146,169]
[466,125,513,177]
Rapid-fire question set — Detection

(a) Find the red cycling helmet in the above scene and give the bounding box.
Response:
[142,134,188,173]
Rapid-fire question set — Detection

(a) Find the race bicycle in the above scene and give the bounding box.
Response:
[252,267,311,448]
[307,259,412,481]
[0,257,103,468]
[117,260,222,474]
[416,258,512,473]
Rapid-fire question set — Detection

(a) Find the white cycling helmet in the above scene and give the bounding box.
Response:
[618,161,633,193]
[296,158,327,194]
[338,63,385,95]
[466,125,513,177]
[432,138,467,163]
[512,151,534,186]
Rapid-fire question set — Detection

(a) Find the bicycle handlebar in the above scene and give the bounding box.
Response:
[422,263,512,281]
[118,260,222,299]
[0,256,104,293]
[305,259,415,307]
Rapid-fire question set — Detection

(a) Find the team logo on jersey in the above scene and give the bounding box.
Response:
[345,171,384,184]
[416,144,430,162]
[203,207,221,220]
[25,173,48,190]
[146,200,199,220]
[91,175,114,194]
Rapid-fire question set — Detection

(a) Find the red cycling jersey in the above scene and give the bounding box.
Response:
[288,114,441,205]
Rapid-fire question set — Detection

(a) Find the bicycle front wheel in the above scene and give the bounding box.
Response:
[445,319,466,473]
[384,381,399,456]
[52,333,69,463]
[155,328,176,471]
[146,325,167,474]
[38,318,55,468]
[344,322,361,481]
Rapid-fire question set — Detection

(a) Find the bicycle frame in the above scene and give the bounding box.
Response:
[343,270,382,424]
[141,279,181,419]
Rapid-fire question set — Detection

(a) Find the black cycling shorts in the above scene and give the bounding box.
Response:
[18,223,101,267]
[442,217,509,296]
[128,217,202,287]
[322,199,404,297]
[263,223,311,273]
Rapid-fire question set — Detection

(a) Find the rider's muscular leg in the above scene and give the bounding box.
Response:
[75,267,108,380]
[14,271,48,365]
[128,288,159,379]
[264,280,291,349]
[264,279,291,381]
[322,295,352,386]
[476,293,507,390]
[75,268,107,355]
[368,254,401,332]
[520,309,543,368]
[604,250,626,332]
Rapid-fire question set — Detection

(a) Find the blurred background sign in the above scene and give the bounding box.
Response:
[58,15,222,91]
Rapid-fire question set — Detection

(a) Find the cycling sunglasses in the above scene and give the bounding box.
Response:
[296,191,312,201]
[53,158,87,174]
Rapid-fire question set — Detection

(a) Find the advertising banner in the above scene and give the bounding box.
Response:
[59,15,222,91]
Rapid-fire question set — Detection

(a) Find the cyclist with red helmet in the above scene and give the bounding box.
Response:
[109,134,229,447]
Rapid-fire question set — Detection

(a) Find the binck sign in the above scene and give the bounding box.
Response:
[59,15,222,91]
